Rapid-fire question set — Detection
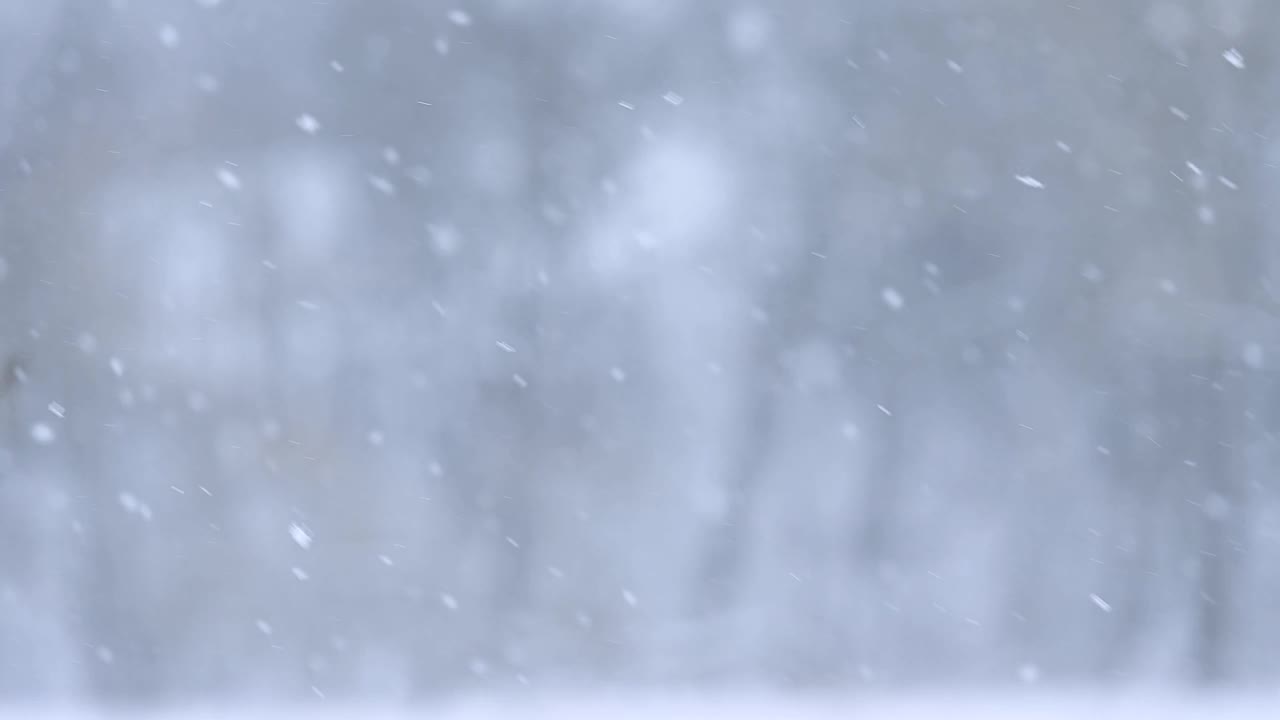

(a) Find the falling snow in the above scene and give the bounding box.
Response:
[215,167,241,190]
[3,1,1276,707]
[368,175,396,195]
[30,422,55,444]
[295,113,321,134]
[289,522,313,549]
[158,24,181,49]
[118,492,153,521]
[1243,343,1264,370]
[881,287,905,310]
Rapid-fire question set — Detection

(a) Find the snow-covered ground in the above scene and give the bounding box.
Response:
[6,693,1278,719]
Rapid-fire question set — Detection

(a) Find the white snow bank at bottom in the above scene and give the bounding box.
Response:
[4,692,1277,719]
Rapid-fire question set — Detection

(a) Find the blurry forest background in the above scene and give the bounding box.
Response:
[3,0,1280,704]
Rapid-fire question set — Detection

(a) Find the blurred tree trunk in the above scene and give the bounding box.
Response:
[1190,351,1238,683]
[693,167,838,617]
